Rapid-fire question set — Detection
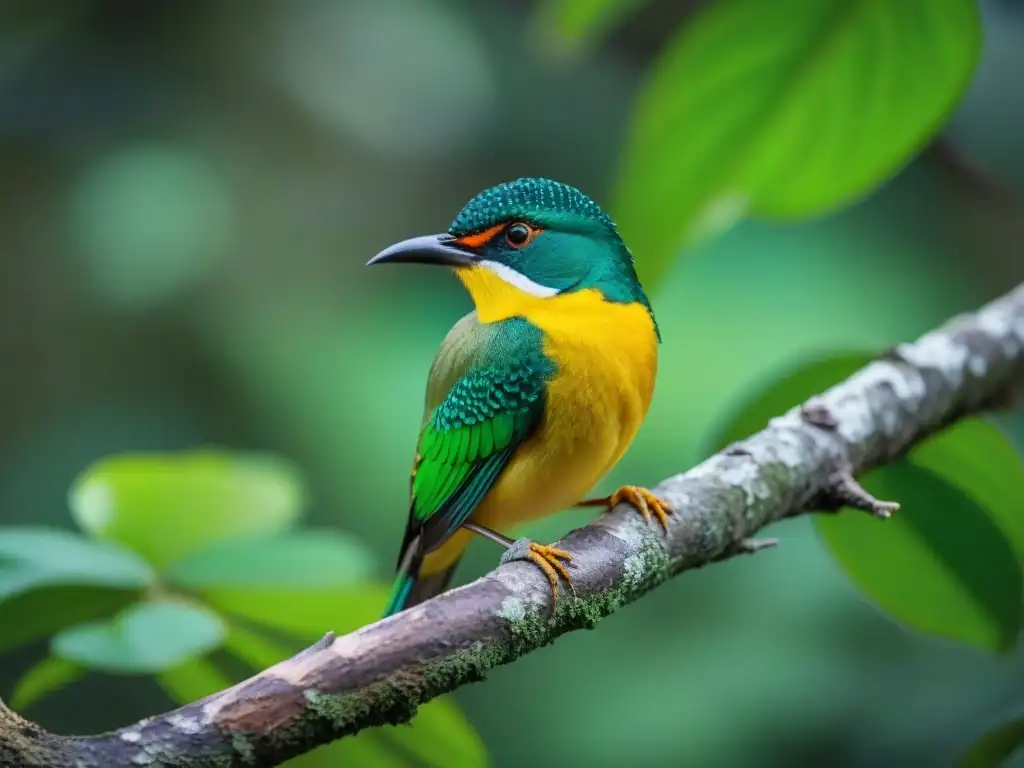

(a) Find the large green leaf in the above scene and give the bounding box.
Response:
[8,656,85,712]
[708,350,1024,652]
[52,599,226,674]
[0,584,140,653]
[0,526,154,599]
[381,695,488,768]
[200,585,390,639]
[816,463,1021,652]
[166,529,374,590]
[68,450,306,568]
[958,716,1024,768]
[614,0,981,286]
[910,419,1024,563]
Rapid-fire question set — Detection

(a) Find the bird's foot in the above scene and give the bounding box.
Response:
[499,537,576,605]
[579,485,672,533]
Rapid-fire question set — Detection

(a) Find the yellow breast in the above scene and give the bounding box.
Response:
[457,264,658,529]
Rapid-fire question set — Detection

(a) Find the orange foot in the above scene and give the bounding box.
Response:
[499,538,576,605]
[579,485,673,533]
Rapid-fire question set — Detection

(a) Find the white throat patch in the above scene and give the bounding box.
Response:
[479,260,559,298]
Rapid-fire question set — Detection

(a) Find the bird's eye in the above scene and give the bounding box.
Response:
[504,222,534,248]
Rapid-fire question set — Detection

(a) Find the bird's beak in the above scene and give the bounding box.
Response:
[366,233,477,268]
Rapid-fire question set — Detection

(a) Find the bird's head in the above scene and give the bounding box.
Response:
[367,177,656,326]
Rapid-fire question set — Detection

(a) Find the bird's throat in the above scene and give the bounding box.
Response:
[455,264,554,324]
[455,264,657,356]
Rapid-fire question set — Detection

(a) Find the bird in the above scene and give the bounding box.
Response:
[367,177,670,617]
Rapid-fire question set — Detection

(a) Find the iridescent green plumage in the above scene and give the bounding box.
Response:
[384,314,555,613]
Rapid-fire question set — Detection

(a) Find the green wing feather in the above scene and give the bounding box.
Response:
[398,313,553,561]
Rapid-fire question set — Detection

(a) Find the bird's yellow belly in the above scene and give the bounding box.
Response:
[473,401,627,531]
[474,296,658,532]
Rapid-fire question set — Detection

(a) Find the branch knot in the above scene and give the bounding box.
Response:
[820,469,900,519]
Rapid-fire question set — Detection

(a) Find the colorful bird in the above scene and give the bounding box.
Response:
[368,177,670,617]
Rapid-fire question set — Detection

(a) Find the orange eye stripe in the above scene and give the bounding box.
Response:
[454,223,506,249]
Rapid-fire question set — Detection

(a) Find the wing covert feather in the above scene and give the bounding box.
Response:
[399,314,554,559]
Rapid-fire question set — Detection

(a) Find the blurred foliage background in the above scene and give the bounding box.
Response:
[2,0,1024,766]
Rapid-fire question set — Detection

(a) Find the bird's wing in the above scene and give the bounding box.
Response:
[396,312,552,565]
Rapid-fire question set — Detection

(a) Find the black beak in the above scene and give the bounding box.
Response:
[366,233,477,268]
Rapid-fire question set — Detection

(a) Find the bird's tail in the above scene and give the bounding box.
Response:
[382,566,459,617]
[382,538,460,617]
[383,570,417,617]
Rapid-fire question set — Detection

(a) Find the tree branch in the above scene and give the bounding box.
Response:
[3,282,1024,768]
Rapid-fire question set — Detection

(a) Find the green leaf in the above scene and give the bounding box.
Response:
[157,656,233,705]
[816,463,1022,652]
[709,350,1024,652]
[0,585,140,653]
[909,419,1024,564]
[166,529,375,590]
[68,449,306,568]
[200,585,390,640]
[534,0,651,50]
[382,697,488,768]
[614,0,981,286]
[958,716,1024,768]
[52,599,226,674]
[9,656,85,711]
[0,526,154,599]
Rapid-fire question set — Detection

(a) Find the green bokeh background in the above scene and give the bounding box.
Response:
[1,0,1023,765]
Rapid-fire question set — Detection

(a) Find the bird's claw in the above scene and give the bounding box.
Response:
[500,537,576,606]
[598,483,675,532]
